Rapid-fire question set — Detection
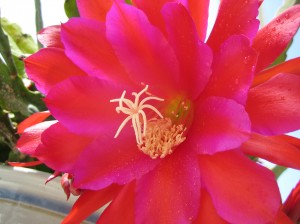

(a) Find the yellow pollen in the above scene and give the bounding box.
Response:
[138,118,186,159]
[110,85,164,144]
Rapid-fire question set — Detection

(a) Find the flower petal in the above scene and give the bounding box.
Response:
[106,2,180,96]
[207,0,259,51]
[246,73,300,135]
[188,96,251,155]
[17,111,51,134]
[241,133,300,170]
[72,127,160,190]
[17,121,56,156]
[199,150,281,224]
[162,2,212,99]
[61,18,130,84]
[203,35,257,105]
[24,48,86,94]
[97,182,135,224]
[253,5,300,72]
[275,211,294,224]
[37,25,63,48]
[181,0,209,41]
[135,149,201,223]
[76,0,113,21]
[194,188,228,224]
[253,57,300,87]
[45,76,132,136]
[36,122,92,173]
[62,185,122,224]
[132,0,169,35]
[282,181,300,223]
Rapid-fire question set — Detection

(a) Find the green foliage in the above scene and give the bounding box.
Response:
[277,0,299,15]
[0,18,46,164]
[272,165,288,179]
[64,0,80,18]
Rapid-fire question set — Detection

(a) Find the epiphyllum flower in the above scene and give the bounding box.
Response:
[17,0,300,223]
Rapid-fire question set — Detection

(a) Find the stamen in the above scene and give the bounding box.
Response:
[110,85,164,142]
[138,118,186,159]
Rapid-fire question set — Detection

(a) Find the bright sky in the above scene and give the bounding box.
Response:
[0,0,299,201]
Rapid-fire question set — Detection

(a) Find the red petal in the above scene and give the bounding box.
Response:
[24,48,86,95]
[62,185,122,224]
[241,133,300,169]
[182,0,209,41]
[17,121,56,156]
[253,57,300,87]
[7,161,43,167]
[36,122,92,173]
[135,149,201,223]
[17,111,51,134]
[72,125,159,189]
[76,0,113,21]
[283,181,300,222]
[207,0,259,52]
[246,73,300,135]
[106,2,180,96]
[37,25,63,48]
[162,3,212,99]
[199,150,281,224]
[189,97,251,155]
[45,76,132,136]
[203,35,257,105]
[97,182,135,224]
[253,5,300,72]
[132,0,169,35]
[61,18,130,85]
[194,188,228,224]
[275,211,294,224]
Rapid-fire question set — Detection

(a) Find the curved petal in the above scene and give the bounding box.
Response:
[16,121,56,156]
[62,185,122,224]
[241,133,300,170]
[207,0,259,52]
[37,25,64,48]
[45,76,133,136]
[24,48,86,94]
[253,57,300,87]
[98,182,135,224]
[188,96,251,155]
[76,0,113,21]
[246,73,300,135]
[162,3,212,99]
[36,122,92,173]
[193,188,228,224]
[132,0,169,35]
[199,150,281,224]
[135,149,201,223]
[275,211,294,224]
[17,111,51,134]
[61,18,131,85]
[180,0,209,41]
[253,5,300,72]
[283,181,300,223]
[106,2,180,96]
[203,35,257,105]
[72,126,160,190]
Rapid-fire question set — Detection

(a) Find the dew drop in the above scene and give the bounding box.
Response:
[284,13,290,19]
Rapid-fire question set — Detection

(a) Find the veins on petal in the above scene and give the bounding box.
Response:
[110,85,164,144]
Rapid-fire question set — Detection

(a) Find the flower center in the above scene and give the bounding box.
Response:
[110,85,190,159]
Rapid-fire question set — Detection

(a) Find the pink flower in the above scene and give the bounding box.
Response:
[17,0,300,223]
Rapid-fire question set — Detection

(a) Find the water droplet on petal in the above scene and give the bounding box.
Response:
[284,13,290,19]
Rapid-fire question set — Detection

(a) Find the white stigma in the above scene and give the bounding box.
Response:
[110,85,164,144]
